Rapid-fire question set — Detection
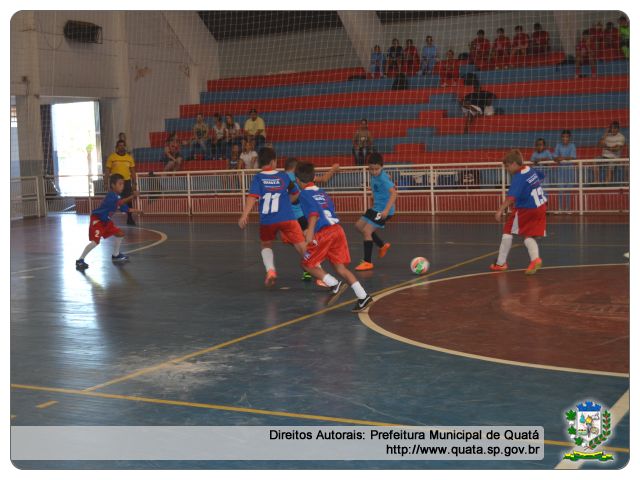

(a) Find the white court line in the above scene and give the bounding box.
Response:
[358,264,629,378]
[554,389,630,469]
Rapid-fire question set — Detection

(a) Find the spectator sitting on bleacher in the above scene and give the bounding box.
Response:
[352,119,373,166]
[469,29,491,68]
[401,39,420,76]
[576,29,597,78]
[420,36,438,75]
[189,114,211,160]
[598,120,625,184]
[552,129,577,213]
[603,22,620,57]
[370,45,385,78]
[491,28,511,70]
[211,115,227,161]
[461,81,496,134]
[240,140,258,169]
[440,49,460,86]
[386,38,403,77]
[588,22,605,57]
[244,109,266,150]
[227,144,241,170]
[618,16,629,58]
[510,25,529,62]
[164,133,183,172]
[530,138,553,165]
[224,114,243,160]
[531,23,550,54]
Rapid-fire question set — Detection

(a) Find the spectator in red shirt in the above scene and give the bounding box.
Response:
[491,28,511,69]
[401,39,420,76]
[511,25,530,63]
[440,49,460,86]
[469,29,491,68]
[588,22,605,57]
[603,22,620,57]
[531,23,550,54]
[576,29,597,78]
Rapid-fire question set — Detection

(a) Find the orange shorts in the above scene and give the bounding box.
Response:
[259,220,305,244]
[89,215,123,244]
[302,224,351,268]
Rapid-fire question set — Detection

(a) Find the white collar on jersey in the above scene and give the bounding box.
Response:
[260,169,278,175]
[304,185,319,191]
[520,166,531,174]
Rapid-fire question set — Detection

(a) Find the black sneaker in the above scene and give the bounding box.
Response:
[352,295,373,312]
[326,281,349,306]
[75,259,89,270]
[127,217,137,226]
[111,253,129,263]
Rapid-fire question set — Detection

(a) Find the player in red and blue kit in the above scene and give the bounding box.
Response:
[295,162,373,312]
[491,150,547,274]
[238,148,306,287]
[75,173,141,270]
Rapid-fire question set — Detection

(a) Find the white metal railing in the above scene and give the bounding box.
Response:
[10,176,41,219]
[16,159,629,217]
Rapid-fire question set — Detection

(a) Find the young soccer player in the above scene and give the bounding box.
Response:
[295,162,373,312]
[238,148,306,287]
[355,152,397,271]
[75,173,141,270]
[284,157,340,281]
[491,150,547,274]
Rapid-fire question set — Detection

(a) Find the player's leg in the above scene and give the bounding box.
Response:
[333,263,372,311]
[356,221,376,271]
[111,230,129,263]
[259,239,277,286]
[77,218,103,269]
[76,241,98,270]
[524,236,543,274]
[490,234,513,271]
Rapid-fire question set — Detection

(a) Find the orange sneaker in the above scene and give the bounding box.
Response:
[316,279,328,288]
[355,261,374,271]
[525,258,542,275]
[379,243,391,258]
[265,269,277,287]
[489,262,508,272]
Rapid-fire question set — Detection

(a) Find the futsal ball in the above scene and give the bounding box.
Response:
[410,257,430,275]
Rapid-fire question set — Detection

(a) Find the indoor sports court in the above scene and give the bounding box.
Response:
[10,9,630,471]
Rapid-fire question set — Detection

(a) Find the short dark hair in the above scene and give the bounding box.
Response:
[109,173,124,186]
[249,108,257,114]
[284,157,298,170]
[561,129,572,136]
[257,147,277,167]
[534,23,542,30]
[611,120,620,128]
[295,162,315,184]
[515,25,523,31]
[497,28,505,34]
[477,29,485,35]
[368,152,384,166]
[582,29,590,36]
[535,138,546,145]
[116,140,126,148]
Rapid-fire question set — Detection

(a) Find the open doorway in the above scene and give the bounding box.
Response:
[51,100,102,196]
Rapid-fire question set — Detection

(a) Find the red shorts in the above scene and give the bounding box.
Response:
[302,224,351,268]
[503,205,547,237]
[89,215,123,244]
[259,220,305,244]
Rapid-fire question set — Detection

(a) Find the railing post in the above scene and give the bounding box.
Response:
[362,166,367,212]
[241,170,246,214]
[578,160,584,215]
[430,165,435,216]
[187,172,192,215]
[500,164,506,201]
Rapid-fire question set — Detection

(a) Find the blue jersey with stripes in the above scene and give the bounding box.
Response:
[286,171,305,219]
[298,185,340,233]
[248,169,298,225]
[91,191,129,223]
[507,166,547,209]
[371,170,396,215]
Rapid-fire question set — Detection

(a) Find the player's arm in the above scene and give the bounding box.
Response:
[305,215,318,245]
[381,186,397,219]
[287,180,300,203]
[314,163,340,183]
[238,195,258,229]
[495,196,514,222]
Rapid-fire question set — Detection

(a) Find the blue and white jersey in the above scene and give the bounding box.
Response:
[91,191,129,223]
[298,184,340,233]
[248,169,298,225]
[286,171,305,219]
[508,166,547,209]
[371,170,396,216]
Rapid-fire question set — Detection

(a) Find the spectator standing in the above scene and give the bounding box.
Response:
[211,116,228,160]
[240,140,258,170]
[598,121,625,184]
[352,119,373,166]
[440,49,460,86]
[118,132,131,153]
[511,25,530,63]
[552,130,577,213]
[420,36,438,75]
[163,133,184,172]
[244,109,267,150]
[576,29,597,78]
[603,22,620,57]
[491,28,511,70]
[224,114,243,160]
[386,38,403,77]
[588,22,605,57]
[461,81,496,134]
[469,29,491,68]
[531,23,550,54]
[401,39,420,76]
[370,45,385,78]
[189,114,211,160]
[104,139,137,225]
[618,16,629,58]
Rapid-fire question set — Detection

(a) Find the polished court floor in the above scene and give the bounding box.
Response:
[10,213,629,469]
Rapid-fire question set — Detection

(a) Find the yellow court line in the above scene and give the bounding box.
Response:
[10,383,630,454]
[35,400,58,409]
[81,249,502,393]
[359,264,629,378]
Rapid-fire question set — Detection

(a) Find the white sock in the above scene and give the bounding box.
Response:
[80,241,98,260]
[261,248,275,272]
[497,234,513,265]
[112,236,123,256]
[351,281,367,300]
[524,237,540,261]
[322,274,339,287]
